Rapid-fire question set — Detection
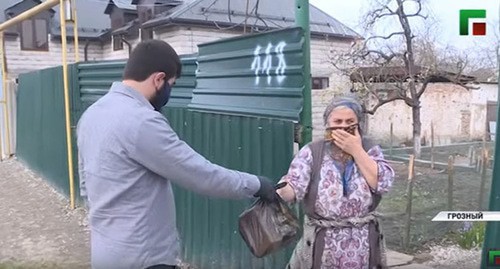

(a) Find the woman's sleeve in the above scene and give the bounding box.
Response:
[284,145,314,201]
[367,145,395,194]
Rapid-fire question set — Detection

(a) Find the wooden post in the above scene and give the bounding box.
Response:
[448,155,455,211]
[390,122,393,157]
[479,128,487,171]
[431,121,435,169]
[479,149,489,210]
[404,155,415,249]
[476,149,482,173]
[483,129,487,153]
[470,146,476,166]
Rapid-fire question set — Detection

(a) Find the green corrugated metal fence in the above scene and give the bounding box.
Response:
[192,27,304,121]
[169,111,295,268]
[16,27,305,268]
[17,66,75,196]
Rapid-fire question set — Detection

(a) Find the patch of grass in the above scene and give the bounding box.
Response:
[449,222,486,250]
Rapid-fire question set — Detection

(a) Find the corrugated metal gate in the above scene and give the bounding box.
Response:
[16,27,304,268]
[174,28,303,268]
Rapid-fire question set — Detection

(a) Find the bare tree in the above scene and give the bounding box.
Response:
[331,0,476,157]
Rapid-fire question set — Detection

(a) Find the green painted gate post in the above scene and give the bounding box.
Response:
[295,0,312,148]
[480,54,500,268]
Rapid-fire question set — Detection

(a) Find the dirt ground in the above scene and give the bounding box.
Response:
[0,159,90,269]
[377,159,491,269]
[379,161,492,250]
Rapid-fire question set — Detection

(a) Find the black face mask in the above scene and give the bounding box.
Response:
[150,80,172,112]
[324,123,360,141]
[326,123,359,135]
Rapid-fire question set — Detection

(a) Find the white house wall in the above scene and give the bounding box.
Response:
[101,36,141,60]
[470,83,498,139]
[4,36,102,80]
[155,26,239,55]
[471,83,498,104]
[366,83,497,147]
[2,36,102,156]
[310,38,352,140]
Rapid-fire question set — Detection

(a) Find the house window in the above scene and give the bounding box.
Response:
[312,77,329,90]
[113,35,123,51]
[20,19,48,51]
[141,28,153,40]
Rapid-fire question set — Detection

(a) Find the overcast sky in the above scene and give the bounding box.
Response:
[310,0,499,51]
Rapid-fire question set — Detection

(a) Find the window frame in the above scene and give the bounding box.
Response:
[20,18,49,51]
[312,77,330,90]
[113,35,123,51]
[141,28,153,41]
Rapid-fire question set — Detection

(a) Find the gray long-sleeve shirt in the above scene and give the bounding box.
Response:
[76,82,261,269]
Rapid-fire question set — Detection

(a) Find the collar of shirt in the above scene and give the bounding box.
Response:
[110,81,154,110]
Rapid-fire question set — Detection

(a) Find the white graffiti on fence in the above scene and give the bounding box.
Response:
[250,45,262,85]
[262,43,273,84]
[250,41,287,85]
[274,42,286,83]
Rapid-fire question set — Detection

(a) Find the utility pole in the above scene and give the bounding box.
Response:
[295,0,312,148]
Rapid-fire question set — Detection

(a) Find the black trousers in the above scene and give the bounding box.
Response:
[145,265,177,269]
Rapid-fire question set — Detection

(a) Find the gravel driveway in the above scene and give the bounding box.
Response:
[0,158,90,268]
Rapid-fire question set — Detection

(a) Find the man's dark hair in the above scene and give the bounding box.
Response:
[123,40,182,82]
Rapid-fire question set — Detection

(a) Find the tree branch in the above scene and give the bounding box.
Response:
[393,82,415,105]
[373,12,398,20]
[407,14,427,19]
[363,95,404,115]
[363,50,403,62]
[417,77,430,98]
[405,0,426,18]
[366,4,398,27]
[366,32,405,42]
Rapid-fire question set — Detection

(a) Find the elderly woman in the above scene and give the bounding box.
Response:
[277,96,395,269]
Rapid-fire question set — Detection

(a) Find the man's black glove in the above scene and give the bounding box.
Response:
[254,176,279,203]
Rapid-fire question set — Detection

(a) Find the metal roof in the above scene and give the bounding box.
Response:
[142,0,361,39]
[350,66,477,84]
[470,68,498,84]
[104,0,136,14]
[0,0,111,39]
[51,26,109,39]
[131,0,183,6]
[1,0,35,22]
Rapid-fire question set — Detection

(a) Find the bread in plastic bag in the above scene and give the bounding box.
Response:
[238,184,300,258]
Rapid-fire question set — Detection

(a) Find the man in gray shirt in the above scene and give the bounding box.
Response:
[76,40,278,269]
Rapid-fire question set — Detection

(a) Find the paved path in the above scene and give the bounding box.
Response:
[387,250,433,268]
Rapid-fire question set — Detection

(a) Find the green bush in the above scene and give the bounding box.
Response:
[456,222,486,250]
